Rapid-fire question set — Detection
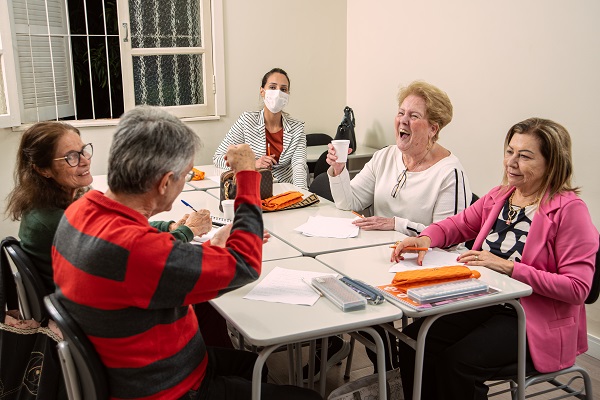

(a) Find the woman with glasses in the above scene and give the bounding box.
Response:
[5,122,211,296]
[326,81,471,236]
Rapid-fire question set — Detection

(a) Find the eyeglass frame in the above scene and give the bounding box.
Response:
[52,143,93,167]
[391,169,407,198]
[185,170,195,182]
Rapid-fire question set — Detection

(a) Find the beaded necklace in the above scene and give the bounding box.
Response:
[506,191,538,225]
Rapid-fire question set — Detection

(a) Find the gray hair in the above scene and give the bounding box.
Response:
[108,106,201,194]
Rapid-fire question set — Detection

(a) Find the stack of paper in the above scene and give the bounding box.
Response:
[294,216,359,238]
[389,248,462,272]
[244,267,337,306]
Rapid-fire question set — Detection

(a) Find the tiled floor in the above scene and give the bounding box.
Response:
[265,335,600,399]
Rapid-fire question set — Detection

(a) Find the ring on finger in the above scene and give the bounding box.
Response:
[475,255,479,261]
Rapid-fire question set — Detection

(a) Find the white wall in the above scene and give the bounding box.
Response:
[0,0,347,239]
[347,0,600,344]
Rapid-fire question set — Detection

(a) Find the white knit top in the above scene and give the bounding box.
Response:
[328,145,472,236]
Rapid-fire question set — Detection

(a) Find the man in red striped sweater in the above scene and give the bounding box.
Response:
[52,106,320,400]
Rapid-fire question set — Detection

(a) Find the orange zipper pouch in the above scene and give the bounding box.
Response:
[191,168,205,180]
[261,191,304,211]
[391,265,481,292]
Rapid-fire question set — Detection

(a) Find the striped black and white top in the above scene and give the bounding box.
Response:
[213,110,308,189]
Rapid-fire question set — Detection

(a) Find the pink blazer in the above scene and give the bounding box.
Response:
[422,186,598,373]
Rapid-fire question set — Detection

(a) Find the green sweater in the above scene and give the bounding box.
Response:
[19,208,194,295]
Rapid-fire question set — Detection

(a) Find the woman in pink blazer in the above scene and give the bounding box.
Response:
[393,117,598,400]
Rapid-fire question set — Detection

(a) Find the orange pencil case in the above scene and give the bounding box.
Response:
[191,168,205,181]
[391,265,481,292]
[261,191,303,211]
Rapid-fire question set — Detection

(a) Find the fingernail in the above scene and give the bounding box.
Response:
[456,256,460,261]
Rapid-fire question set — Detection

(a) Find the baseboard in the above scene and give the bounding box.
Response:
[586,333,600,360]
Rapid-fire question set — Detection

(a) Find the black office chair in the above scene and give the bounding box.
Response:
[487,236,600,399]
[312,150,330,179]
[464,194,479,250]
[306,133,333,175]
[306,133,333,147]
[44,294,109,400]
[1,236,47,322]
[309,172,333,202]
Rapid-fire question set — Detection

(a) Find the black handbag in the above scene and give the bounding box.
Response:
[219,169,274,211]
[0,242,65,400]
[334,106,357,155]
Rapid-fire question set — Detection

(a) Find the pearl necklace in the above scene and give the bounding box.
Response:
[506,191,538,225]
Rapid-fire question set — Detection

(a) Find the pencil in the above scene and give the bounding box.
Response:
[389,246,430,251]
[351,211,365,218]
[267,143,271,156]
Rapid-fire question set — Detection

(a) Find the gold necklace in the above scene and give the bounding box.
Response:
[506,191,538,225]
[402,148,430,172]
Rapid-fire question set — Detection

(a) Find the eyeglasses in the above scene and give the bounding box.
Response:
[53,143,93,167]
[185,170,195,182]
[391,169,407,198]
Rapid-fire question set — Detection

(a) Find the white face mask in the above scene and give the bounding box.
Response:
[263,89,289,113]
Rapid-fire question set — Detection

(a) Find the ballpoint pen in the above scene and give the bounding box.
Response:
[181,199,197,212]
[389,245,430,251]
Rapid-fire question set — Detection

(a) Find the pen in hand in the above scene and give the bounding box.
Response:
[181,200,197,212]
[351,211,365,219]
[389,245,430,251]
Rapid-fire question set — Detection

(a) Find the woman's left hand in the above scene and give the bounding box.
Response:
[255,155,277,169]
[458,250,515,276]
[352,216,395,231]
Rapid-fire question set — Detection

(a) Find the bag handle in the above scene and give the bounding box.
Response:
[344,106,355,127]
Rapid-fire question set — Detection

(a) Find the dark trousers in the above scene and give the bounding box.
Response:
[363,324,399,373]
[194,302,235,349]
[398,304,535,400]
[186,347,322,400]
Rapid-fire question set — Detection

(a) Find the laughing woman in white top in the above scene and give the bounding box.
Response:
[213,67,308,189]
[327,81,471,236]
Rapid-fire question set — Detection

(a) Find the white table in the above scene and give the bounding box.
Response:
[316,245,533,400]
[210,257,403,399]
[91,174,196,193]
[186,164,227,190]
[150,191,302,262]
[209,183,403,257]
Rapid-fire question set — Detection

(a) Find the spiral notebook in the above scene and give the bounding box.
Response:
[375,282,500,311]
[211,216,232,226]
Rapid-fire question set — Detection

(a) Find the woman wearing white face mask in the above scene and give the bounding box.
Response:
[213,68,308,189]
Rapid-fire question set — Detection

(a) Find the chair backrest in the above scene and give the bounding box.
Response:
[464,194,479,250]
[44,294,109,400]
[313,150,330,179]
[306,133,332,147]
[585,235,600,304]
[309,172,333,202]
[1,236,47,322]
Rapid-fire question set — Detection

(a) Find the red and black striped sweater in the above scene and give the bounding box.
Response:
[52,171,263,399]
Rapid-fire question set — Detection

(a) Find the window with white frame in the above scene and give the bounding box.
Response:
[0,0,21,128]
[4,0,220,125]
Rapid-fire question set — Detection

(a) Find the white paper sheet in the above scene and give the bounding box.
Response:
[191,226,222,245]
[207,175,221,183]
[243,267,337,306]
[389,248,464,272]
[294,216,360,238]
